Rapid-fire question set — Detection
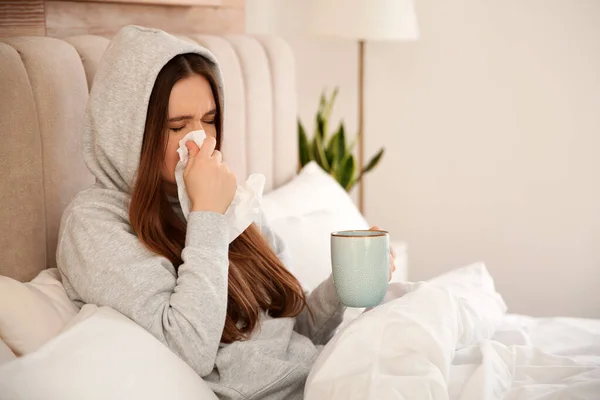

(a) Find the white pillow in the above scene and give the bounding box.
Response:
[427,261,502,294]
[0,268,79,355]
[261,162,369,290]
[0,305,218,400]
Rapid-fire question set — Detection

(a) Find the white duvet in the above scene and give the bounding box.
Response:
[2,264,599,400]
[305,264,600,400]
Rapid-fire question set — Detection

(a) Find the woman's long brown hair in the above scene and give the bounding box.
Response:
[130,53,307,343]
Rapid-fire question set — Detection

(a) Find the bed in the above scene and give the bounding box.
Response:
[1,33,599,400]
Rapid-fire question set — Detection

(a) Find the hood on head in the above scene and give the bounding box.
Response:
[83,25,224,193]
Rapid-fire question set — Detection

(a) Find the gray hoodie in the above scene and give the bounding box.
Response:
[56,25,345,399]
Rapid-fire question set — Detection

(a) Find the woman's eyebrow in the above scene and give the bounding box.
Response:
[203,109,217,117]
[168,115,194,122]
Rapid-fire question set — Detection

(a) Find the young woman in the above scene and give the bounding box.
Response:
[57,26,395,399]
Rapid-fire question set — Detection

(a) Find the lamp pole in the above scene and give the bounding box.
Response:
[358,39,366,213]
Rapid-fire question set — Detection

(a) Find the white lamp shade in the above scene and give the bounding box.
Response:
[246,0,419,41]
[310,0,419,41]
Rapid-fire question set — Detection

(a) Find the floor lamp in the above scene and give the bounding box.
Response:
[310,0,419,213]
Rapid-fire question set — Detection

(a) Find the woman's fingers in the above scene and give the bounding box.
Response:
[212,149,223,163]
[184,142,201,173]
[186,141,200,158]
[198,137,217,158]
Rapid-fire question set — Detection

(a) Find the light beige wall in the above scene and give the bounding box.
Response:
[249,0,600,318]
[367,0,600,318]
[285,37,359,151]
[246,0,358,140]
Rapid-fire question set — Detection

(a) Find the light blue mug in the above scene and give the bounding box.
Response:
[331,230,390,308]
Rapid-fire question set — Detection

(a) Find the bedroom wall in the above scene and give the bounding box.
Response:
[248,0,600,318]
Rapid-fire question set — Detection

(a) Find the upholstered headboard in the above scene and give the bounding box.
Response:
[0,34,298,282]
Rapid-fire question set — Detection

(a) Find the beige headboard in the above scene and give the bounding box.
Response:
[0,33,298,282]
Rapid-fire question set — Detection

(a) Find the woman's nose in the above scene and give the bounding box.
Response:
[190,121,204,132]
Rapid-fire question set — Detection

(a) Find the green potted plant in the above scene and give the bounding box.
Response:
[298,88,384,191]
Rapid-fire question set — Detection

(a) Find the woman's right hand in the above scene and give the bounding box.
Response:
[184,137,237,214]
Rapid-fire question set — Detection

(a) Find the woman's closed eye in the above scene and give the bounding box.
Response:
[202,109,217,126]
[170,125,186,132]
[168,110,215,132]
[170,120,211,132]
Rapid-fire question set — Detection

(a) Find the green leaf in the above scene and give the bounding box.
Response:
[327,122,347,172]
[335,155,355,191]
[318,91,327,115]
[324,87,339,121]
[354,148,385,185]
[312,134,330,171]
[298,119,312,167]
[314,90,327,142]
[346,179,356,192]
[315,112,326,142]
[315,88,338,143]
[336,123,346,161]
[325,130,338,168]
[363,148,385,174]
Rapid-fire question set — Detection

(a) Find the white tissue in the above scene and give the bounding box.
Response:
[174,130,266,243]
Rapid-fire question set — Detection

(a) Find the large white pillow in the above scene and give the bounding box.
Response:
[261,162,369,290]
[0,268,79,356]
[0,305,218,400]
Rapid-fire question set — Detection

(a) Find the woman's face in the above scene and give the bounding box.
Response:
[161,74,217,185]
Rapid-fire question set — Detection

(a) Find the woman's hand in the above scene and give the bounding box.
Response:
[370,226,396,281]
[184,138,236,214]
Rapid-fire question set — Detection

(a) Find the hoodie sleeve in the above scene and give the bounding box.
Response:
[257,212,346,345]
[57,207,228,378]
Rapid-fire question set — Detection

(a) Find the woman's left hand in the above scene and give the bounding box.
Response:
[370,226,396,281]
